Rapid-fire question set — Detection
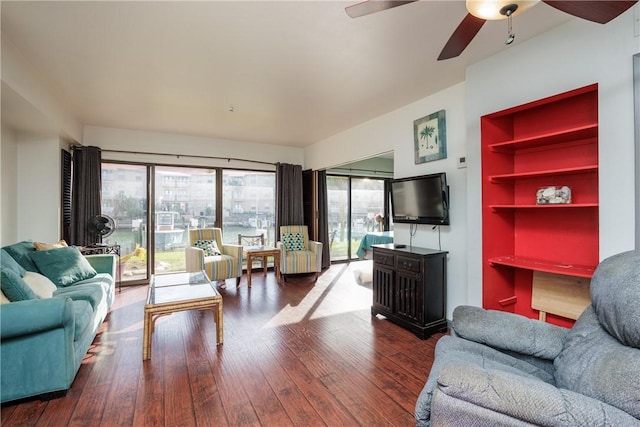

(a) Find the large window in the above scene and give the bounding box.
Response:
[222,170,276,246]
[101,162,275,283]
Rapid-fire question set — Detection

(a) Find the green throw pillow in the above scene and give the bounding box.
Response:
[282,233,305,251]
[29,246,97,287]
[1,248,27,277]
[0,268,38,301]
[2,241,38,272]
[194,240,221,256]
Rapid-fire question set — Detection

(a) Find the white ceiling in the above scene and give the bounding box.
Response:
[1,1,574,147]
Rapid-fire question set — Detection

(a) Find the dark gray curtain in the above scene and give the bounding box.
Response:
[71,146,102,246]
[275,163,304,240]
[317,170,330,269]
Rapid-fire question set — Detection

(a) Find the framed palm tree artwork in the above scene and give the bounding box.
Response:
[414,110,447,164]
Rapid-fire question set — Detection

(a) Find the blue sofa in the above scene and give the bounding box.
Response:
[0,241,116,403]
[415,250,640,426]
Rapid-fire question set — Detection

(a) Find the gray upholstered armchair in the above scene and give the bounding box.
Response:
[416,250,640,426]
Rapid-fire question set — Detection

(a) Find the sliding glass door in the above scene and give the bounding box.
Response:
[327,175,387,262]
[153,166,217,274]
[101,163,149,284]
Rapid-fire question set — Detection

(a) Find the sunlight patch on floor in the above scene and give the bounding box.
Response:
[262,261,373,328]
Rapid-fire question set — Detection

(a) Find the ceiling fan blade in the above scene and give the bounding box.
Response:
[438,13,486,61]
[345,0,417,18]
[543,1,638,24]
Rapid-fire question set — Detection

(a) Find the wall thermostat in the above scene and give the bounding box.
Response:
[457,156,467,169]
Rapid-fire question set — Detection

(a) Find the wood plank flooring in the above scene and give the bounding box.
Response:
[1,261,444,426]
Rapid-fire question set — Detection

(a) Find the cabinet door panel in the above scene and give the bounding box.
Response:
[395,273,423,323]
[373,265,394,313]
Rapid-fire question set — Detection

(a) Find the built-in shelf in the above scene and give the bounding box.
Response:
[490,203,598,210]
[489,165,598,183]
[488,255,596,278]
[489,124,598,153]
[481,84,599,325]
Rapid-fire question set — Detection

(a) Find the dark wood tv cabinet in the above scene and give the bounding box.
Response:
[371,244,448,339]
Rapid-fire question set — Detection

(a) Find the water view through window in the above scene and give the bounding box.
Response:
[101,163,276,281]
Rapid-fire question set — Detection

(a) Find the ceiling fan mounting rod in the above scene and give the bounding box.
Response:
[500,3,518,17]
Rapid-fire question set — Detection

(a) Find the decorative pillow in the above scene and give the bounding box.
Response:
[34,239,68,251]
[0,268,38,301]
[0,290,10,304]
[194,240,221,256]
[29,246,97,287]
[1,248,27,277]
[282,233,305,251]
[2,241,38,272]
[22,272,57,298]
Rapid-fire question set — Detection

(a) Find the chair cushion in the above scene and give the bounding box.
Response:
[30,246,97,287]
[203,254,238,281]
[283,250,317,274]
[416,335,556,425]
[554,306,640,419]
[589,250,640,349]
[194,239,221,256]
[0,268,38,301]
[54,283,104,311]
[282,233,305,251]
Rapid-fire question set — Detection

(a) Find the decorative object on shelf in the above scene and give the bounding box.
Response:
[414,110,447,164]
[536,185,572,204]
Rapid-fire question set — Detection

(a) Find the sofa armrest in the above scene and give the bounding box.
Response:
[185,247,204,272]
[308,241,322,253]
[308,241,323,272]
[84,254,116,277]
[221,243,242,260]
[0,298,74,340]
[432,362,639,426]
[452,305,568,360]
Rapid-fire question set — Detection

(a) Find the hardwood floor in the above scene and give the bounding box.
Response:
[1,261,444,426]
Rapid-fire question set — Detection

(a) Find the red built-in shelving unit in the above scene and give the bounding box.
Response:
[481,84,599,328]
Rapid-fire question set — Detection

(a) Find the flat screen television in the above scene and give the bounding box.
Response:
[390,172,450,225]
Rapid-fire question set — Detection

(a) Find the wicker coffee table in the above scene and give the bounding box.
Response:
[143,271,223,360]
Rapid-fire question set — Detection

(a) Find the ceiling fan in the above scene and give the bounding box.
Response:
[345,0,638,60]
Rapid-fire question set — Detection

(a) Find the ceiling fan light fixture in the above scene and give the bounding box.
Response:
[465,0,538,20]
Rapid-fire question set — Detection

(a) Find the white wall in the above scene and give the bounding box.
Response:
[84,126,304,170]
[1,34,82,141]
[15,133,62,242]
[306,82,469,318]
[1,124,19,245]
[465,13,639,306]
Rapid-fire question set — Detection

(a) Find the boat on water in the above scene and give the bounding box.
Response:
[155,212,186,250]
